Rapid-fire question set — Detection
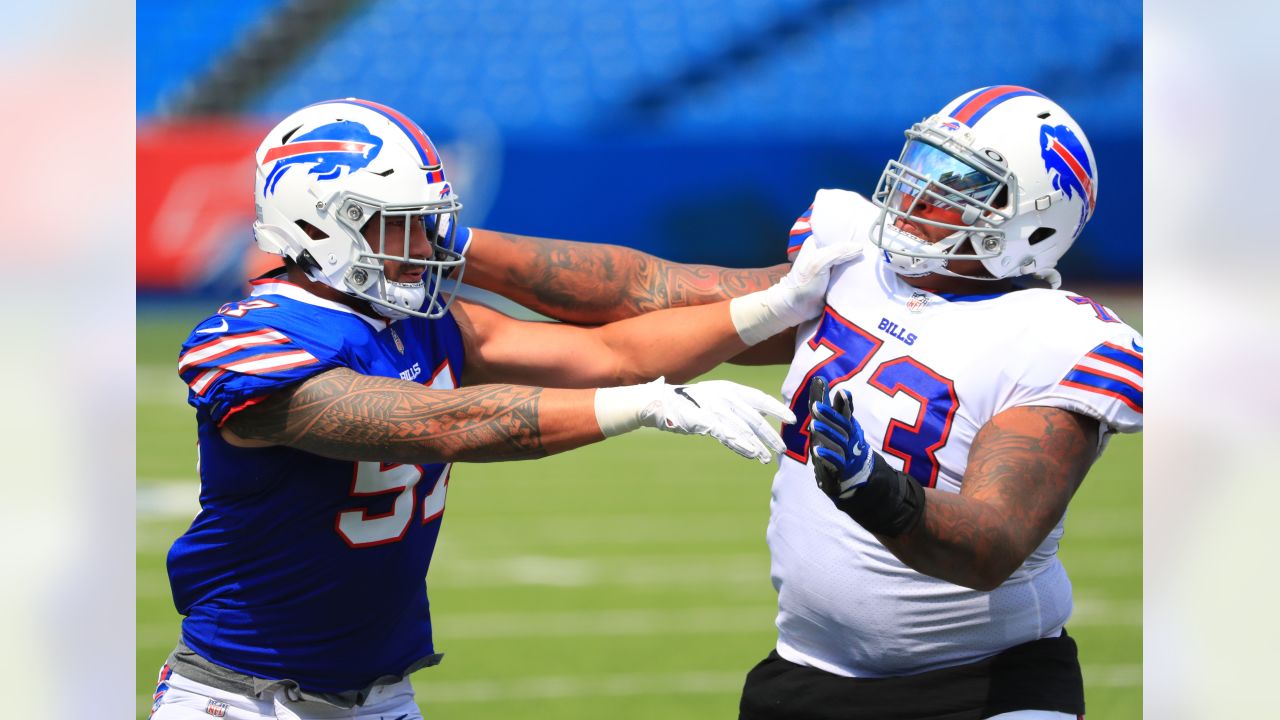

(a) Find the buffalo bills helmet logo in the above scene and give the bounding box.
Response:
[262,121,384,195]
[1039,124,1095,214]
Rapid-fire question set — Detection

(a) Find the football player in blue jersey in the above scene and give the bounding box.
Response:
[450,88,1143,719]
[150,98,861,720]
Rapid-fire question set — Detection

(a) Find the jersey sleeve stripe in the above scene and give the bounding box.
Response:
[221,349,319,375]
[1060,368,1143,412]
[787,235,812,254]
[787,204,815,252]
[189,368,227,396]
[179,330,290,372]
[1092,342,1143,373]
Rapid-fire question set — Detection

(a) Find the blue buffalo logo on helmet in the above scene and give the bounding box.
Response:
[262,120,384,195]
[1039,124,1095,215]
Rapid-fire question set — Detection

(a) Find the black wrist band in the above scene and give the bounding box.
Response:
[832,452,926,537]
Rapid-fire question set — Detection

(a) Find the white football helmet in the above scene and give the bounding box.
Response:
[252,98,465,319]
[869,86,1098,289]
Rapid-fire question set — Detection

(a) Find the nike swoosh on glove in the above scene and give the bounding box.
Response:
[595,377,795,463]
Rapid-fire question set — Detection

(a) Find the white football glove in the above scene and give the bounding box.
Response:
[729,240,863,345]
[594,377,795,463]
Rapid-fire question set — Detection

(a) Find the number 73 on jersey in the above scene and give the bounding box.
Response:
[781,307,958,488]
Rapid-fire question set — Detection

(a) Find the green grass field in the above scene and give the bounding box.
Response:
[137,305,1140,719]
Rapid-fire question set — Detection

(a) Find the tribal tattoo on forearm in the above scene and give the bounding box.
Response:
[225,367,547,464]
[880,406,1098,590]
[496,232,787,323]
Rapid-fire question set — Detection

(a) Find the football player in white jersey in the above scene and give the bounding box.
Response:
[450,86,1140,719]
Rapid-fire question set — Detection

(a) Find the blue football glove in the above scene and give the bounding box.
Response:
[808,375,875,500]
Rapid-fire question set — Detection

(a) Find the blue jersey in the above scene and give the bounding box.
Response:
[169,275,466,693]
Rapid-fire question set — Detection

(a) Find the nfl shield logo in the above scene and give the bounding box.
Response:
[205,699,228,717]
[907,292,929,313]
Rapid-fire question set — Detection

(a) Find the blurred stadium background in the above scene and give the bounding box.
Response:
[137,1,1141,718]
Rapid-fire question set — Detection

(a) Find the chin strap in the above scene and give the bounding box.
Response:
[369,281,427,320]
[1031,268,1062,289]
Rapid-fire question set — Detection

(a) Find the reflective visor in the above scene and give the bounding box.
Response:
[896,141,1000,208]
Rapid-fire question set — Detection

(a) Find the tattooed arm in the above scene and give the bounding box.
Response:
[876,406,1099,591]
[221,367,601,464]
[464,228,789,324]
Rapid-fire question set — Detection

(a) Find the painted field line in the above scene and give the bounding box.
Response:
[431,553,766,588]
[137,481,199,519]
[1071,597,1143,626]
[439,606,771,638]
[1083,663,1143,688]
[137,365,188,406]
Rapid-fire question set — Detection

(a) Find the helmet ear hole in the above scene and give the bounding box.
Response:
[1028,227,1056,246]
[295,220,329,240]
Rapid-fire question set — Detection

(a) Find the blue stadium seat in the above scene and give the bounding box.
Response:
[137,0,285,116]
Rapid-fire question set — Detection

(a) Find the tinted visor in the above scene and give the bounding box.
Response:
[896,141,1000,208]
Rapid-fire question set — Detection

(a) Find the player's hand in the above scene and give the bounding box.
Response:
[777,238,863,322]
[730,240,862,345]
[595,377,795,463]
[808,375,874,499]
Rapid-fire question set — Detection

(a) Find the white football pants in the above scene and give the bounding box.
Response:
[150,670,423,720]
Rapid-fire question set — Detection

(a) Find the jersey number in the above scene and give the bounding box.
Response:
[335,461,450,548]
[782,307,958,487]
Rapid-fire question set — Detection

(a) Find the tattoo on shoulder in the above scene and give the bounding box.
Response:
[225,367,546,464]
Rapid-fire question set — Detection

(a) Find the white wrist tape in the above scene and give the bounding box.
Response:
[729,289,787,346]
[593,383,652,437]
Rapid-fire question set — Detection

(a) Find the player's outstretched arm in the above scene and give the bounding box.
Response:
[457,240,862,387]
[465,228,789,324]
[221,368,792,465]
[807,376,1098,591]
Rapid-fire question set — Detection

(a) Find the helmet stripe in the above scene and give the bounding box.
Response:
[1048,137,1096,212]
[318,98,446,183]
[950,85,1044,126]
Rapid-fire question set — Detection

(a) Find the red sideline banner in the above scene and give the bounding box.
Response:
[138,120,279,290]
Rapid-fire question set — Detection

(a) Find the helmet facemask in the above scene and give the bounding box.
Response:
[330,192,465,320]
[870,125,1018,280]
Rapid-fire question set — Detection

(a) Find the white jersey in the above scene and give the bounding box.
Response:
[771,190,1143,678]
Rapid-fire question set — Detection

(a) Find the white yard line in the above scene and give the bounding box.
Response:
[437,607,772,638]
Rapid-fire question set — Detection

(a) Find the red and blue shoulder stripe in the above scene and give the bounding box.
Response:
[787,204,814,257]
[1059,340,1143,413]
